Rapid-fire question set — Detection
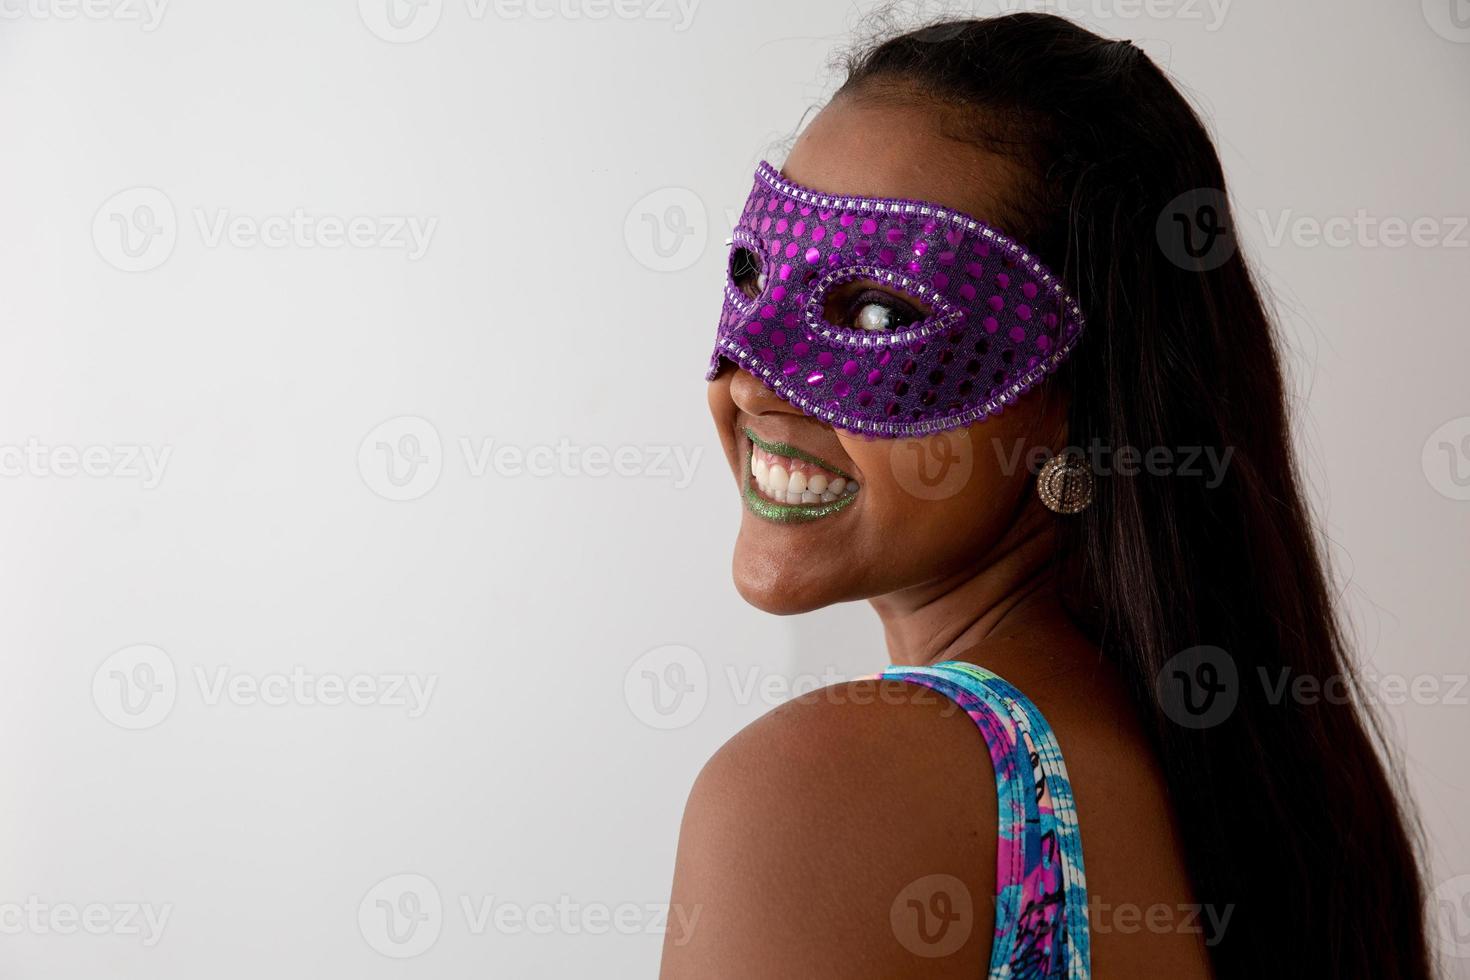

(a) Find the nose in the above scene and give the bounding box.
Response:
[728,366,808,420]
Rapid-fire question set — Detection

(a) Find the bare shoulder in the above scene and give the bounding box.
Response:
[660,678,998,980]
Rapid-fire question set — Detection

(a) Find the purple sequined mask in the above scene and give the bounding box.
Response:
[707,162,1086,438]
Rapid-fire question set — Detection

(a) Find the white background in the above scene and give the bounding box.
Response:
[1,0,1468,976]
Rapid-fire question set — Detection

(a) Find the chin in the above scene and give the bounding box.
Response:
[731,547,836,616]
[730,532,872,615]
[733,579,828,616]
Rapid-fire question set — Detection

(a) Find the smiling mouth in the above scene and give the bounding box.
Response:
[742,428,859,523]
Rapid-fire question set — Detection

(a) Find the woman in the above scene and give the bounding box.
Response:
[661,14,1431,979]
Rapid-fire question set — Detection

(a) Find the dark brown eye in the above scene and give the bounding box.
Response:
[729,246,765,300]
[823,281,930,333]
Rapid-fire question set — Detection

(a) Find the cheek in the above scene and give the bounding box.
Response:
[706,374,733,422]
[707,376,739,468]
[840,429,1031,560]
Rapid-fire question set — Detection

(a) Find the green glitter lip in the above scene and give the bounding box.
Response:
[743,480,858,523]
[741,436,859,525]
[742,428,854,480]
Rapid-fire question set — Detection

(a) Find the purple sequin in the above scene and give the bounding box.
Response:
[708,163,1087,438]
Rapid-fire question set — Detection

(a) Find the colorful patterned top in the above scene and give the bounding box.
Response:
[878,661,1091,979]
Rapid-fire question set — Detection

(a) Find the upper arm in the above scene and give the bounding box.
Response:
[659,678,998,980]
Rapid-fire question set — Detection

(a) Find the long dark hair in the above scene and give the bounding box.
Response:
[839,13,1430,978]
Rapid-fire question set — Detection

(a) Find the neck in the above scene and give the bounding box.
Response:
[869,513,1063,668]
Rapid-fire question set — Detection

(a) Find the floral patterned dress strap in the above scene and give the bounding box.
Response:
[877,661,1090,979]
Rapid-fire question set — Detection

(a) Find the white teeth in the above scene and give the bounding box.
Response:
[750,444,858,507]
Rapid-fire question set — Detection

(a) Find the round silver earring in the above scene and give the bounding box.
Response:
[1037,452,1094,514]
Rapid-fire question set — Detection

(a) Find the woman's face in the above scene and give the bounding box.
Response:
[708,94,1068,615]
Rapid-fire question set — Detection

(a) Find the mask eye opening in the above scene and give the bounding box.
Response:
[728,245,766,300]
[820,278,935,335]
